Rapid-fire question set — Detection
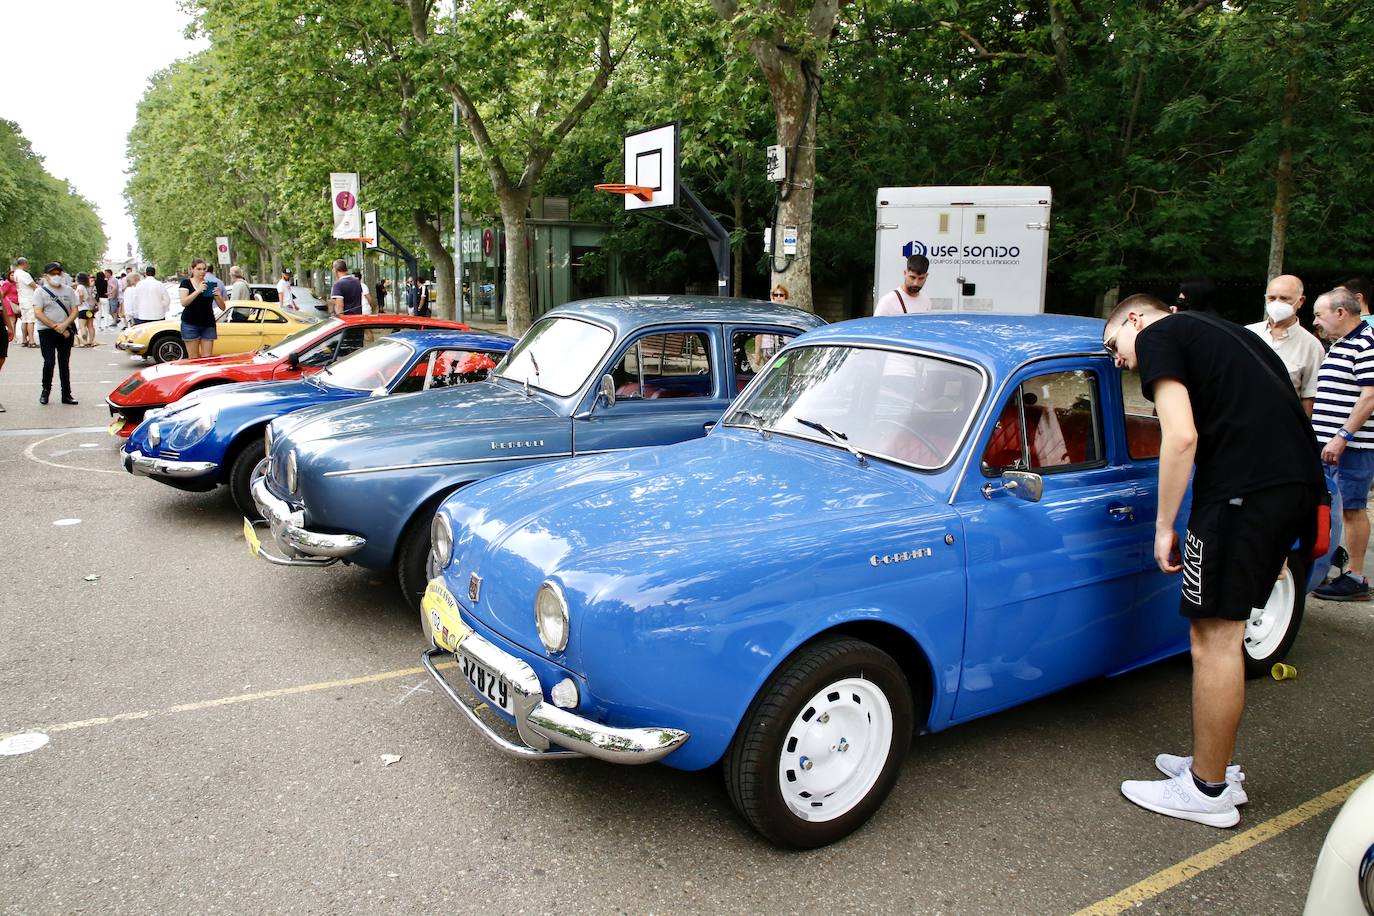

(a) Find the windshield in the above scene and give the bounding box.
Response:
[319,338,415,391]
[264,317,338,359]
[493,316,613,397]
[722,345,984,470]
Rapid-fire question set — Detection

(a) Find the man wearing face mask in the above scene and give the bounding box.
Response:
[33,261,79,405]
[1244,274,1323,415]
[874,254,932,315]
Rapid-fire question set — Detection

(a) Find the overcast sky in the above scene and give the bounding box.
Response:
[2,0,206,262]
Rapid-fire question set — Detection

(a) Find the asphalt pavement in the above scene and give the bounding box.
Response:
[1,329,1371,915]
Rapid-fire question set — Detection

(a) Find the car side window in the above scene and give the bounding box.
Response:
[1120,368,1162,459]
[260,308,287,324]
[732,329,797,394]
[982,369,1103,475]
[612,331,713,400]
[298,333,344,368]
[223,305,258,324]
[256,287,279,303]
[393,349,502,394]
[333,327,369,360]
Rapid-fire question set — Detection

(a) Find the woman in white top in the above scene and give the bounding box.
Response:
[75,272,98,347]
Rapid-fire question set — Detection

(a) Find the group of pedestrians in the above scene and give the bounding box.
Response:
[1103,271,1372,832]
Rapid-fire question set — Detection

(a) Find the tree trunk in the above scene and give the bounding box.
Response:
[761,63,819,313]
[498,191,534,336]
[414,209,456,319]
[732,155,745,298]
[1266,0,1305,282]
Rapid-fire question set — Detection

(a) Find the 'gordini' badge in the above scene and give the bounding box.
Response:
[468,573,482,603]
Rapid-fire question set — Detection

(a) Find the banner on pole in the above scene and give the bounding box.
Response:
[330,172,361,239]
[215,237,232,265]
[363,210,378,249]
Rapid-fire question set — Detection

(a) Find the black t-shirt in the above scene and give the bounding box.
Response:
[1136,312,1323,505]
[179,277,217,327]
[94,273,108,297]
[331,275,363,315]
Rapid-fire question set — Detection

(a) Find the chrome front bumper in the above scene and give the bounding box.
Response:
[115,339,146,354]
[421,635,689,765]
[122,449,217,480]
[250,476,366,564]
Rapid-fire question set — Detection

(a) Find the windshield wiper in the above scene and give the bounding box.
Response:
[734,408,770,439]
[523,352,542,396]
[796,417,868,466]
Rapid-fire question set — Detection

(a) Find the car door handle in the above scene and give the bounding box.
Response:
[1107,504,1134,520]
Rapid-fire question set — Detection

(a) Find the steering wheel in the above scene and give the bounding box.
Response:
[871,419,944,467]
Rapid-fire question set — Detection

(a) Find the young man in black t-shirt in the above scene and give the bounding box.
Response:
[1103,293,1321,828]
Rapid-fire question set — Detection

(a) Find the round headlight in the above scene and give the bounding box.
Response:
[147,422,161,449]
[169,410,215,449]
[430,513,454,572]
[534,581,569,653]
[286,450,299,494]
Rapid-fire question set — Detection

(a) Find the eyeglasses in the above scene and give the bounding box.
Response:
[770,292,786,299]
[1103,316,1130,356]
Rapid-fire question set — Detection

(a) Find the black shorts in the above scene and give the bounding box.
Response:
[78,309,95,319]
[1180,484,1317,620]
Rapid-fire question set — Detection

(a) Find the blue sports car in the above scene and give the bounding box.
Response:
[418,314,1338,848]
[122,329,514,518]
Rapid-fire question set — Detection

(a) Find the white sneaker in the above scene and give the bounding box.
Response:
[1121,768,1241,828]
[1154,753,1248,805]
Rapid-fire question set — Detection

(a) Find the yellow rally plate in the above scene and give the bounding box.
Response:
[108,418,124,436]
[242,518,262,560]
[422,580,471,653]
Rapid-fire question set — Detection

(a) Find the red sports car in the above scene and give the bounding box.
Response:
[105,314,472,436]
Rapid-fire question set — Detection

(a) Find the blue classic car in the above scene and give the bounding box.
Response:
[250,296,826,607]
[122,329,514,518]
[418,314,1336,849]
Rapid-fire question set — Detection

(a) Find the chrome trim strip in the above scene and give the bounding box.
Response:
[947,351,1115,506]
[322,451,572,477]
[569,447,635,457]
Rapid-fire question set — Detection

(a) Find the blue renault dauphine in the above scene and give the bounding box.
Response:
[122,329,513,519]
[249,296,825,607]
[418,313,1335,849]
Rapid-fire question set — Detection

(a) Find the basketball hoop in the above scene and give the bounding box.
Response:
[340,238,375,245]
[595,183,655,202]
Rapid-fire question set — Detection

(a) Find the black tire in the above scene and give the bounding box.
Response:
[724,636,914,849]
[151,334,186,363]
[396,512,434,612]
[1243,552,1306,678]
[228,438,267,521]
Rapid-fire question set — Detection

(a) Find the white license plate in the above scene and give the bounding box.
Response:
[459,653,513,715]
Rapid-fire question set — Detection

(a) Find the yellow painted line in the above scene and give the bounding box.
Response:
[1074,770,1373,915]
[0,660,456,742]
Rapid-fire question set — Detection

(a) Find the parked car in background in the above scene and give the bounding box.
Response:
[115,301,318,364]
[417,314,1337,849]
[122,329,514,518]
[105,314,472,436]
[249,296,825,607]
[249,283,328,315]
[1304,772,1374,916]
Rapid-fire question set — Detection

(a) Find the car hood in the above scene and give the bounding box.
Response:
[441,431,949,661]
[186,377,357,417]
[147,352,263,378]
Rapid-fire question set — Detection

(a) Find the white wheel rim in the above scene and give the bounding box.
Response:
[777,676,893,823]
[1245,568,1295,659]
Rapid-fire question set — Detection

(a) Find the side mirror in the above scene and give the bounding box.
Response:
[286,351,300,369]
[599,374,616,408]
[1002,470,1043,502]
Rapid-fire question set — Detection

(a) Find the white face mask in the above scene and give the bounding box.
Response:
[46,274,63,288]
[1265,301,1295,323]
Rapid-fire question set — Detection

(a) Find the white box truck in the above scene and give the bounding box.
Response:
[874,186,1052,314]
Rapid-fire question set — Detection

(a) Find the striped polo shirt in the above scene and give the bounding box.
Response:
[1312,322,1374,448]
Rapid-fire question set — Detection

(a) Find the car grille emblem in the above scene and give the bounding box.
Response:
[468,573,482,603]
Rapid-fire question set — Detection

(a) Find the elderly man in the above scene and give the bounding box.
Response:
[1103,293,1321,827]
[127,266,170,325]
[1310,287,1374,601]
[1245,274,1324,414]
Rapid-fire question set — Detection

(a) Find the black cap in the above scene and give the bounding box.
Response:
[145,266,156,276]
[42,261,62,274]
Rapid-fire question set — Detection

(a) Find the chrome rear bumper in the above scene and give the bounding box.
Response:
[251,476,365,564]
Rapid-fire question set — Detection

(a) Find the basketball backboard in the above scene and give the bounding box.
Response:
[620,122,678,211]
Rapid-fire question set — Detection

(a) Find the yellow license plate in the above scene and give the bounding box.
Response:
[422,580,471,653]
[108,418,124,436]
[243,518,262,560]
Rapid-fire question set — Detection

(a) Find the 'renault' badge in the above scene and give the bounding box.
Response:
[468,573,482,603]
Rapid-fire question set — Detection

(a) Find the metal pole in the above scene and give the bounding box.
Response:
[452,5,464,324]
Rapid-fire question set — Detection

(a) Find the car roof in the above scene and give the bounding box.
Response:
[334,314,480,330]
[792,313,1108,375]
[383,329,517,350]
[543,295,827,331]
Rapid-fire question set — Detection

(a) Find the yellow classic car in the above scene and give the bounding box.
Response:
[116,301,323,363]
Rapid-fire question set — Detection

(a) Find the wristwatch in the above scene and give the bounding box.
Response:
[1338,428,1355,441]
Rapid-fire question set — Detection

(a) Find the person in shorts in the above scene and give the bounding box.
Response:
[14,257,38,347]
[177,258,225,359]
[1309,287,1374,600]
[1103,293,1322,828]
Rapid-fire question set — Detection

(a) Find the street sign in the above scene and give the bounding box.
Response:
[482,229,494,257]
[330,172,361,239]
[215,236,231,265]
[782,225,798,256]
[363,210,379,249]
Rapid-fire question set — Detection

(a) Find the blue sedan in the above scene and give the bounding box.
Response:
[121,329,514,518]
[418,314,1338,848]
